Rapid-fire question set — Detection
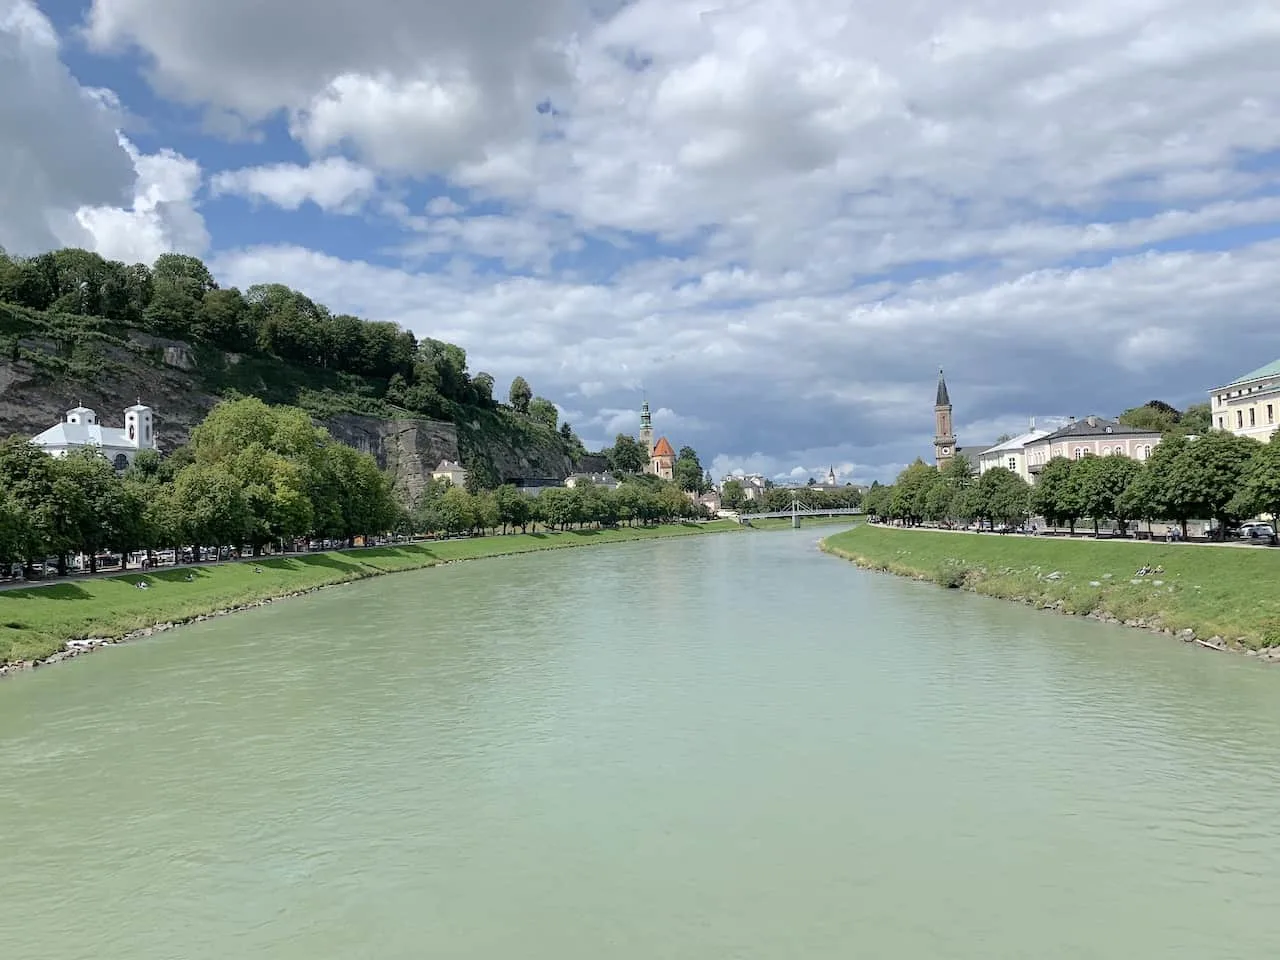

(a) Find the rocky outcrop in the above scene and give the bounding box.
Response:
[323,413,461,505]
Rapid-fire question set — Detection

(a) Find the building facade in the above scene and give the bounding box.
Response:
[648,436,676,481]
[1023,416,1160,476]
[31,402,157,470]
[977,424,1052,483]
[432,459,469,487]
[1209,359,1280,441]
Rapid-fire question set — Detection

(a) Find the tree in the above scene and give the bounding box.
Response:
[888,460,939,524]
[1187,431,1261,538]
[494,484,531,533]
[173,465,251,561]
[1118,401,1181,434]
[1236,433,1280,524]
[607,434,648,475]
[721,478,746,509]
[508,376,532,415]
[673,445,706,494]
[529,397,558,430]
[1032,457,1084,533]
[1178,402,1212,436]
[974,467,1032,527]
[1073,454,1142,535]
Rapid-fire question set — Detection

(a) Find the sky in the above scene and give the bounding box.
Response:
[3,0,1280,484]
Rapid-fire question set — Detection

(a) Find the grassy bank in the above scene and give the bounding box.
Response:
[822,524,1280,651]
[1,522,740,666]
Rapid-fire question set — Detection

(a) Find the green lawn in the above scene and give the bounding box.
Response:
[1,522,742,665]
[823,524,1280,649]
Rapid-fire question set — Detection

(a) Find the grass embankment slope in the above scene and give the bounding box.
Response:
[822,524,1280,650]
[0,522,739,665]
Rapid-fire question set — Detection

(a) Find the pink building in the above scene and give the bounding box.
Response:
[1024,415,1161,478]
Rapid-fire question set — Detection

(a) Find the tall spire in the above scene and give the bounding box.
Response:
[936,368,950,407]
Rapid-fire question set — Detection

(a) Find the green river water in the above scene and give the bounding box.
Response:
[3,529,1280,958]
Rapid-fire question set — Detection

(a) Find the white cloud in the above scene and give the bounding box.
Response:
[58,0,1280,474]
[73,135,208,263]
[211,157,377,213]
[0,0,135,254]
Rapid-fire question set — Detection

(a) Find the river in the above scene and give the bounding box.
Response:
[3,528,1280,958]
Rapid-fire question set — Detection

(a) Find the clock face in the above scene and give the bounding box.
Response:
[941,447,951,455]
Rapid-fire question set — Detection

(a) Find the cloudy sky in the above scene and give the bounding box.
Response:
[4,0,1280,483]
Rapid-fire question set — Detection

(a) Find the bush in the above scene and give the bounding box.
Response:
[933,564,970,589]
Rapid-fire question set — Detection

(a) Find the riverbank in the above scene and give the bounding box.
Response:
[821,524,1280,659]
[0,522,741,673]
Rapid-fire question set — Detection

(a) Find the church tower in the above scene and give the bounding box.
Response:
[933,368,956,469]
[639,398,654,457]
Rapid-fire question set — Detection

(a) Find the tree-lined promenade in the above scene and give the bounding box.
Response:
[862,429,1280,538]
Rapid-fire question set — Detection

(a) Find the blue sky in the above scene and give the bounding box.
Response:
[4,0,1280,483]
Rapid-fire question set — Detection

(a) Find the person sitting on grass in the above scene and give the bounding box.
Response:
[1136,564,1153,577]
[135,580,150,590]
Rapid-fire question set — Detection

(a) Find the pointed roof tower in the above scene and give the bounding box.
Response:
[936,368,950,407]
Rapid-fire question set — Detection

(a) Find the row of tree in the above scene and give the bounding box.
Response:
[863,429,1280,537]
[413,474,711,536]
[0,248,579,444]
[729,483,863,513]
[0,398,400,574]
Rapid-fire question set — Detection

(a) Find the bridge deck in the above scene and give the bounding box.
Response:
[741,508,863,519]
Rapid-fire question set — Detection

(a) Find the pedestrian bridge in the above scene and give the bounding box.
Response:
[739,504,863,526]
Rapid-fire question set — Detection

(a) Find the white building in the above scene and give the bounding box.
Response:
[431,459,469,487]
[1209,359,1280,441]
[978,424,1052,483]
[722,473,768,501]
[31,402,156,470]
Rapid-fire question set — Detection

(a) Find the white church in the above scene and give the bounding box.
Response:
[31,402,157,471]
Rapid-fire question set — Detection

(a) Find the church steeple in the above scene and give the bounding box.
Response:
[639,396,654,456]
[933,368,956,469]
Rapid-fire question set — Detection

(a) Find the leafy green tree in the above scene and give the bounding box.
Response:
[494,484,531,533]
[721,478,746,509]
[0,438,58,571]
[1118,401,1180,434]
[174,465,251,559]
[1073,454,1142,535]
[1032,457,1085,533]
[54,449,131,573]
[888,460,938,524]
[673,445,706,493]
[529,397,558,430]
[974,467,1032,527]
[1236,432,1280,524]
[1177,402,1212,436]
[153,253,217,299]
[508,376,532,415]
[608,434,648,475]
[1187,431,1261,538]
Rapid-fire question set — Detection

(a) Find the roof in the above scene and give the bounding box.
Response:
[652,436,675,457]
[1227,358,1280,387]
[936,369,950,407]
[954,444,992,459]
[1035,416,1160,441]
[980,429,1052,455]
[32,422,133,450]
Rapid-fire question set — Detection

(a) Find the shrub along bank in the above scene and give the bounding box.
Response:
[0,522,740,668]
[822,524,1280,654]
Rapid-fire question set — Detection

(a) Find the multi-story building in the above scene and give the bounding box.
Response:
[1209,359,1280,441]
[1023,416,1161,477]
[977,424,1052,483]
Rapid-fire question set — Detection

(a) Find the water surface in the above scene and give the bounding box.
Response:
[3,529,1280,958]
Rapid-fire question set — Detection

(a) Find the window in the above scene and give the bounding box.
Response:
[1250,408,1257,427]
[1144,445,1152,458]
[1218,416,1224,428]
[1269,405,1274,424]
[1008,457,1016,471]
[1074,447,1084,460]
[1237,411,1244,428]
[1115,446,1123,455]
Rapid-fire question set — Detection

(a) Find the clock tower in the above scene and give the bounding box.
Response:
[933,368,956,469]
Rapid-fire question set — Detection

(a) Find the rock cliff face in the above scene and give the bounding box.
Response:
[0,334,579,506]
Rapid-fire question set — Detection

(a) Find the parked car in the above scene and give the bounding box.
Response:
[1239,521,1278,545]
